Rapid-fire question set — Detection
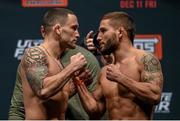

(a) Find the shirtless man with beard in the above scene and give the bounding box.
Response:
[77,11,163,120]
[19,8,90,119]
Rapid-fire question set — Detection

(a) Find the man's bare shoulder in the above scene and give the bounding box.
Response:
[21,46,47,68]
[134,49,162,73]
[134,48,146,58]
[20,46,49,96]
[136,49,159,62]
[135,49,156,63]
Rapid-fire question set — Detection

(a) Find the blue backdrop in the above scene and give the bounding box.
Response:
[0,0,180,119]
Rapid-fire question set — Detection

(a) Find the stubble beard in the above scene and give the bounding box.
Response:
[59,36,76,50]
[100,34,118,55]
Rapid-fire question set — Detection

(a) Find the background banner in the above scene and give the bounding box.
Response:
[0,0,179,119]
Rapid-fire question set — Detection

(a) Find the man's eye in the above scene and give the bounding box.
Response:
[100,28,106,33]
[72,26,78,31]
[101,30,106,33]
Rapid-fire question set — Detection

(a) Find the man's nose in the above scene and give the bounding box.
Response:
[97,34,102,42]
[75,31,80,39]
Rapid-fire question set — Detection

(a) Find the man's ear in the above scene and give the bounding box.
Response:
[53,24,62,35]
[40,25,45,38]
[117,27,123,39]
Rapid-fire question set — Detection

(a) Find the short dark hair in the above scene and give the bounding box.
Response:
[102,11,136,44]
[42,8,74,33]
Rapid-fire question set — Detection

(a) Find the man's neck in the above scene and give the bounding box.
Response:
[113,42,133,63]
[42,39,64,60]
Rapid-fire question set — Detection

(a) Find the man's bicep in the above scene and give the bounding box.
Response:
[26,66,48,94]
[140,53,163,87]
[22,47,48,95]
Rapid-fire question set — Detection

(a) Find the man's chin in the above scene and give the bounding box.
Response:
[69,44,76,49]
[100,49,111,55]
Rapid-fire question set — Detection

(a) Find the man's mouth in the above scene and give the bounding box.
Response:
[72,39,77,43]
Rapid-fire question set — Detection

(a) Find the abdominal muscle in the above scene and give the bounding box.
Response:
[106,96,149,120]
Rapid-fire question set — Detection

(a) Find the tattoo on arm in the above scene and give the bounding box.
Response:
[23,47,48,95]
[141,53,162,82]
[141,53,161,72]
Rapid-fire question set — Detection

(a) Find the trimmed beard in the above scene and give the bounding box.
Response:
[100,34,118,55]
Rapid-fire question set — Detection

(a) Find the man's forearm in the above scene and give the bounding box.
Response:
[116,74,162,105]
[38,64,77,100]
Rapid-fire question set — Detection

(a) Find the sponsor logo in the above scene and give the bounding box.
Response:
[155,92,173,113]
[22,0,68,7]
[14,34,162,60]
[120,0,157,9]
[134,34,162,60]
[14,39,43,60]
